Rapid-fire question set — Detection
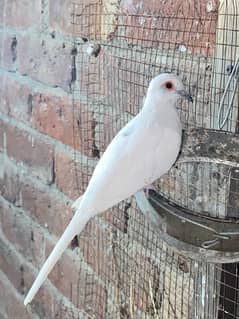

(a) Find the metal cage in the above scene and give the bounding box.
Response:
[58,1,239,318]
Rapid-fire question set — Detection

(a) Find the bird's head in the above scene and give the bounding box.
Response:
[148,73,193,104]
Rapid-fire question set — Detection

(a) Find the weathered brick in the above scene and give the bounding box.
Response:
[0,121,5,151]
[78,215,160,314]
[0,196,104,315]
[0,199,106,316]
[0,155,72,236]
[0,176,106,314]
[4,0,41,28]
[0,155,22,205]
[0,237,64,319]
[77,49,148,155]
[0,236,31,296]
[102,202,132,234]
[121,0,218,15]
[17,34,73,91]
[0,32,18,72]
[0,73,32,123]
[55,150,94,199]
[119,0,218,55]
[76,47,144,152]
[49,0,102,36]
[49,0,73,35]
[129,251,161,312]
[46,240,84,307]
[29,282,71,319]
[0,273,36,319]
[0,73,96,156]
[0,32,2,60]
[45,238,107,317]
[31,93,95,155]
[0,198,46,266]
[71,0,217,55]
[1,119,54,183]
[0,0,4,25]
[0,197,86,307]
[78,218,115,281]
[0,230,93,318]
[21,181,72,237]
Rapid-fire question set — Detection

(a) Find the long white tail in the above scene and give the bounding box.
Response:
[24,200,87,305]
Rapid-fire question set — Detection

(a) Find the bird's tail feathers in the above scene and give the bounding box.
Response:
[24,208,88,306]
[71,195,83,211]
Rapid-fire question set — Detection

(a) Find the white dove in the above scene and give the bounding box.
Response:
[24,73,192,305]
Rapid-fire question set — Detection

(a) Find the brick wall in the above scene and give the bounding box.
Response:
[0,1,219,318]
[0,1,93,318]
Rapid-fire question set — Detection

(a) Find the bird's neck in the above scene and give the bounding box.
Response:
[142,93,179,122]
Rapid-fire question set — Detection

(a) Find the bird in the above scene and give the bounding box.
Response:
[24,73,193,306]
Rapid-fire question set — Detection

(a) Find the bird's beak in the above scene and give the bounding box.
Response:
[176,90,193,103]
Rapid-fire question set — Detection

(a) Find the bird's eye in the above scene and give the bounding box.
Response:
[165,81,174,90]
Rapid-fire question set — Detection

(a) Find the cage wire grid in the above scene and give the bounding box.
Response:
[57,1,239,318]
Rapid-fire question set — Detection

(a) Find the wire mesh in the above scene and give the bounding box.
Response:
[61,1,239,318]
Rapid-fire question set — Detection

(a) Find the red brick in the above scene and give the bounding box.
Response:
[0,156,22,205]
[21,181,72,237]
[72,47,143,153]
[0,274,36,319]
[0,181,106,313]
[0,199,46,266]
[0,156,72,236]
[45,238,107,317]
[130,252,161,312]
[17,34,73,91]
[0,73,32,123]
[49,0,73,35]
[29,282,69,319]
[46,240,84,307]
[0,74,96,155]
[31,93,95,155]
[121,0,218,15]
[0,33,18,72]
[55,150,94,199]
[0,237,64,319]
[77,45,144,122]
[0,197,86,306]
[49,0,101,36]
[80,216,162,312]
[103,202,132,234]
[0,203,106,316]
[0,32,2,58]
[0,192,106,316]
[75,48,144,146]
[76,47,107,103]
[71,1,104,39]
[0,0,4,25]
[78,218,115,280]
[120,0,218,55]
[0,236,31,296]
[4,0,41,28]
[0,197,105,315]
[0,230,97,318]
[80,216,156,311]
[0,74,96,156]
[1,120,54,183]
[0,122,5,151]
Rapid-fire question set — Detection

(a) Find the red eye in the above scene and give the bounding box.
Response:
[165,81,174,90]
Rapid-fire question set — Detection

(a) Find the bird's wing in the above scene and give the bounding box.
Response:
[79,112,181,214]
